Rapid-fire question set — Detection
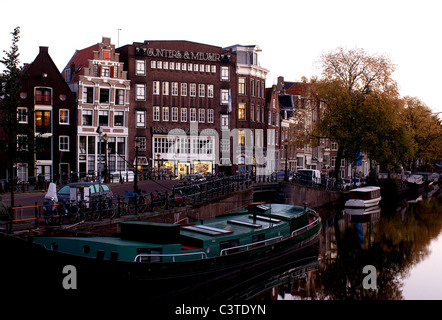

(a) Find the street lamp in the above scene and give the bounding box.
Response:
[284,139,289,182]
[134,137,141,193]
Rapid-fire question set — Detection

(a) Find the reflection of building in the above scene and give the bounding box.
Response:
[63,37,130,178]
[1,46,77,183]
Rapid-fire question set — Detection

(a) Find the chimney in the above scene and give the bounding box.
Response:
[276,76,285,92]
[39,46,49,54]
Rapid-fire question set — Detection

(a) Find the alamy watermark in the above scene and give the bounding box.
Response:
[159,121,278,176]
[362,265,377,290]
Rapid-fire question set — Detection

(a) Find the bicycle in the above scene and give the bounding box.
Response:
[125,190,150,215]
[91,196,115,221]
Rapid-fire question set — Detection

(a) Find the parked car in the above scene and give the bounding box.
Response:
[276,171,293,181]
[296,169,321,185]
[181,174,206,182]
[57,182,113,204]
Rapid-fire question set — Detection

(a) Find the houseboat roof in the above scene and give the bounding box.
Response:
[350,186,380,193]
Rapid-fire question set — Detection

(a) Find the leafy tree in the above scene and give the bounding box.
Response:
[0,27,22,206]
[401,96,442,169]
[313,47,404,178]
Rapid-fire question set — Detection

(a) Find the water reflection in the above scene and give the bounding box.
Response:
[249,190,442,300]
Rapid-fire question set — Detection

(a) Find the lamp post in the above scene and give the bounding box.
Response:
[284,139,289,182]
[134,137,141,193]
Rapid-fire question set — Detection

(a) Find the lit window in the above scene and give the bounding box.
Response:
[238,103,246,120]
[59,109,69,124]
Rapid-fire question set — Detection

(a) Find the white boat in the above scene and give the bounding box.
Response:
[345,186,382,208]
[407,174,424,185]
[407,174,425,194]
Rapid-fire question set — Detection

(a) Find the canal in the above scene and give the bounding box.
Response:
[233,189,442,300]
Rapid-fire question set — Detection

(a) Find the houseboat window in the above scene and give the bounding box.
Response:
[220,239,240,253]
[252,233,265,243]
[137,248,162,263]
[83,245,90,254]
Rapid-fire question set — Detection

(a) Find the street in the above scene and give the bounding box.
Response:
[1,178,179,208]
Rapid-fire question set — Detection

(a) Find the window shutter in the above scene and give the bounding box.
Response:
[110,66,114,78]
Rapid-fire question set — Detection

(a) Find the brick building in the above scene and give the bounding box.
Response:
[0,46,77,184]
[62,37,130,180]
[116,41,271,177]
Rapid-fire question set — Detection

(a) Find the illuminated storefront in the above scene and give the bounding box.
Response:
[152,135,215,177]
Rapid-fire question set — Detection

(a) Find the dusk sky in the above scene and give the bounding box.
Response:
[1,0,440,117]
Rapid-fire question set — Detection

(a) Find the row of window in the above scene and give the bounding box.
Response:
[82,86,126,105]
[238,77,265,98]
[136,60,229,80]
[82,110,124,127]
[16,135,70,152]
[136,107,214,126]
[135,82,215,100]
[18,107,70,125]
[237,103,279,125]
[153,137,214,155]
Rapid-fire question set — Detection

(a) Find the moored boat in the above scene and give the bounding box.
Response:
[0,202,321,298]
[345,186,382,208]
[407,174,425,195]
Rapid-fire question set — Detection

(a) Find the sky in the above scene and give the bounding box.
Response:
[1,0,441,117]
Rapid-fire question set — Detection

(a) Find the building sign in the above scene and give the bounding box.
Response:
[151,127,217,135]
[136,47,229,62]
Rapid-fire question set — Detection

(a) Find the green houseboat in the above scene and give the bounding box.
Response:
[1,203,321,298]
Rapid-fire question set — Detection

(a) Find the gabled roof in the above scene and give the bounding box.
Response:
[286,82,310,96]
[21,46,73,94]
[62,43,98,83]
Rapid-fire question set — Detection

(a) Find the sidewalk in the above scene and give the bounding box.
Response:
[1,178,181,208]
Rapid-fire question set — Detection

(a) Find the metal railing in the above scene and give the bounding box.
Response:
[291,216,321,237]
[219,236,283,256]
[134,251,207,262]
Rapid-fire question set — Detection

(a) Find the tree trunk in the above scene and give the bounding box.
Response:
[334,146,344,179]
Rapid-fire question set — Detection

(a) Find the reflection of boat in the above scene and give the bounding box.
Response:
[345,186,382,208]
[345,206,381,223]
[1,202,321,298]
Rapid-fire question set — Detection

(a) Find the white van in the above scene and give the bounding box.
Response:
[296,169,321,185]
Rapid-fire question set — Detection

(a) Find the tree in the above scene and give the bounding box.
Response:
[401,96,442,170]
[313,47,402,178]
[0,27,22,207]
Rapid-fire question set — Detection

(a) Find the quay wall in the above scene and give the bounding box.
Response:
[90,189,253,236]
[78,184,342,236]
[279,182,343,209]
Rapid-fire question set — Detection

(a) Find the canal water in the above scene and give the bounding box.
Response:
[235,189,442,300]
